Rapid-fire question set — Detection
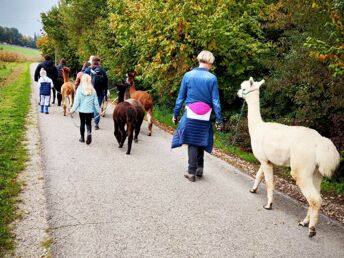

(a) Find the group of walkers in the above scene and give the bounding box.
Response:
[34,50,222,182]
[34,55,108,144]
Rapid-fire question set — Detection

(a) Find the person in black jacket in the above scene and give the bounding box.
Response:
[34,55,58,104]
[55,58,67,106]
[84,56,108,130]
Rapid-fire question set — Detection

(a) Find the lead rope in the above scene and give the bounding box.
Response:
[231,101,246,146]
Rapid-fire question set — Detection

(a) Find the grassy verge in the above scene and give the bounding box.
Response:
[153,105,344,194]
[0,62,31,255]
[0,62,17,83]
[0,44,41,59]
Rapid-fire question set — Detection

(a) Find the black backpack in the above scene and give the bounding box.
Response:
[90,67,105,91]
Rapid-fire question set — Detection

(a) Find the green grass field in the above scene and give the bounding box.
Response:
[0,62,31,255]
[0,44,41,58]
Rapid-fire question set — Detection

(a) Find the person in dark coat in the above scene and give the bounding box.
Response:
[171,50,222,182]
[55,58,67,106]
[34,55,58,104]
[84,56,108,130]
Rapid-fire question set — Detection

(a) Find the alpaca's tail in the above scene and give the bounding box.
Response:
[316,137,340,178]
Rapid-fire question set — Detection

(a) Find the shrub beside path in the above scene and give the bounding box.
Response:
[14,64,344,257]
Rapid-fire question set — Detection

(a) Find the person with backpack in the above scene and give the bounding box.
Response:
[38,68,54,114]
[34,55,58,104]
[84,56,108,130]
[55,58,67,106]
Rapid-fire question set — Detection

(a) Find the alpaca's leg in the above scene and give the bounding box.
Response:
[299,208,311,227]
[297,173,322,237]
[299,170,323,227]
[262,162,274,210]
[147,109,153,136]
[119,125,126,148]
[250,166,264,193]
[126,124,133,155]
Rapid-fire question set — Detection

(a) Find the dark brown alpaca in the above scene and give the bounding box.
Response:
[113,83,145,154]
[127,72,154,136]
[61,67,75,116]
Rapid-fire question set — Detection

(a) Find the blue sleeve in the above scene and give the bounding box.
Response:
[84,67,91,75]
[70,88,81,113]
[173,76,187,118]
[212,77,222,123]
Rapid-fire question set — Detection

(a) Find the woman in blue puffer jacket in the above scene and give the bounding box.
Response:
[172,50,223,182]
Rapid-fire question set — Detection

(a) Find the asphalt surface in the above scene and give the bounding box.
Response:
[31,64,344,257]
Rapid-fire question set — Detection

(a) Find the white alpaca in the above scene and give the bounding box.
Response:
[237,77,340,237]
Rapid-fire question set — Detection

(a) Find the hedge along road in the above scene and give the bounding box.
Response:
[30,64,344,257]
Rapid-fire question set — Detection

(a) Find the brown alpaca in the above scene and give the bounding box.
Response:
[127,72,153,136]
[60,67,75,116]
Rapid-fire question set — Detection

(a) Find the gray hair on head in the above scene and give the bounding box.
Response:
[40,68,47,77]
[197,50,215,65]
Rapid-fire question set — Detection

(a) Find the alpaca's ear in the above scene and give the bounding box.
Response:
[249,77,254,86]
[258,79,265,88]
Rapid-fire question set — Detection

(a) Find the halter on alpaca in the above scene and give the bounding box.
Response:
[238,77,340,237]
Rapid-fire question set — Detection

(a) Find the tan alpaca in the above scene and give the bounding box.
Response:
[60,67,75,116]
[127,72,154,136]
[237,77,340,237]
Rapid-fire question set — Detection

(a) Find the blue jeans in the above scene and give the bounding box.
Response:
[94,94,104,125]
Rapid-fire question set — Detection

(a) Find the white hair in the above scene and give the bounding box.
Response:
[40,68,47,77]
[197,50,215,64]
[80,74,95,96]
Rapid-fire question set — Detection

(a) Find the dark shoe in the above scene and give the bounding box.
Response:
[184,174,196,182]
[79,137,85,143]
[196,168,203,178]
[94,125,100,130]
[86,134,92,145]
[45,112,49,114]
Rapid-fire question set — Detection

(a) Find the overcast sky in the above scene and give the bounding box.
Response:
[0,0,59,37]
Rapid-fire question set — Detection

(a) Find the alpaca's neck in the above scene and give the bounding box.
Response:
[63,72,69,83]
[129,81,136,95]
[246,92,263,132]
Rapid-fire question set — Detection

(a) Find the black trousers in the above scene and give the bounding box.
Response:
[55,83,63,106]
[188,145,204,175]
[79,112,93,137]
[52,88,56,103]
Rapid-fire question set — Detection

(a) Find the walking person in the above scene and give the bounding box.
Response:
[38,68,54,114]
[70,74,100,145]
[84,56,108,130]
[34,55,58,104]
[55,58,67,106]
[171,50,222,182]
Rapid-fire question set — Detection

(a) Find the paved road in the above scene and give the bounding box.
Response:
[31,64,344,257]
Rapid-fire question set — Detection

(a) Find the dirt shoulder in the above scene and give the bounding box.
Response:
[154,120,344,225]
[10,65,51,257]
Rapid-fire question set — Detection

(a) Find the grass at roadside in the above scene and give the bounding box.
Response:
[0,63,31,255]
[0,62,17,82]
